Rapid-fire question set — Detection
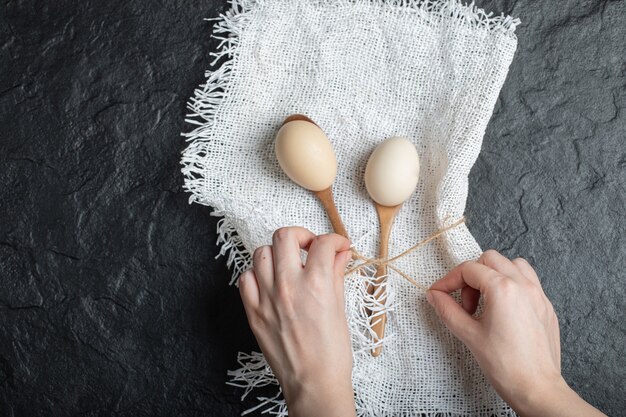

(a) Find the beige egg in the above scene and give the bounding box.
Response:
[365,136,420,207]
[275,120,337,192]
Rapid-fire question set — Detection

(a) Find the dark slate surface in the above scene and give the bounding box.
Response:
[0,0,624,416]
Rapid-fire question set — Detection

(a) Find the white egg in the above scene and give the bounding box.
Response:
[365,136,420,206]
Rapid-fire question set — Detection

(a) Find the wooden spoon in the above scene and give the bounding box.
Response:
[364,136,420,356]
[275,114,349,240]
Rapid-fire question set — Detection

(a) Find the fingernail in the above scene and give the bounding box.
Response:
[426,290,434,305]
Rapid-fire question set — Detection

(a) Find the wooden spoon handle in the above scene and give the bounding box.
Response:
[370,203,401,357]
[314,187,349,240]
[370,262,388,357]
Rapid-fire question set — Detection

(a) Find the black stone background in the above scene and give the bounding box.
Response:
[0,0,624,416]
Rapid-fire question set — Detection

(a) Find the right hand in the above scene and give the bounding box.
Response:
[427,250,606,417]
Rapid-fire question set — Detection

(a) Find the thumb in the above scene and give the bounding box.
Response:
[427,290,479,345]
[333,250,352,277]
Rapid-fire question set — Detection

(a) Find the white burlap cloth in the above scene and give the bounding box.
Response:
[181,0,519,415]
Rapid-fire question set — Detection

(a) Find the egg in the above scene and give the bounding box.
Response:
[275,120,337,192]
[365,136,420,207]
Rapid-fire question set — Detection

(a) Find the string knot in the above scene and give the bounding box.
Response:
[344,216,466,290]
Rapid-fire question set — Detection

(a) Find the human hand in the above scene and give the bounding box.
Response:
[238,227,356,417]
[427,250,605,417]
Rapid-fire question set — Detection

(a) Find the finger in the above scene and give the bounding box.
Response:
[546,299,561,371]
[554,311,561,372]
[512,257,542,287]
[461,286,480,315]
[252,245,275,295]
[430,261,502,293]
[478,250,525,282]
[333,250,352,278]
[272,226,316,273]
[305,233,351,272]
[331,251,352,296]
[427,290,480,344]
[238,269,260,310]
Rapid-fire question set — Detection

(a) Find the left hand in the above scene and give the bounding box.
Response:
[238,226,356,417]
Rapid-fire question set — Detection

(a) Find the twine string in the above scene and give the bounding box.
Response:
[344,217,466,291]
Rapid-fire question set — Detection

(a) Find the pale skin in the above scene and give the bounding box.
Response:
[238,227,606,417]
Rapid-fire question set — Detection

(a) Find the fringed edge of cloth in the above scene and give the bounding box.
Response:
[179,1,519,415]
[180,0,258,208]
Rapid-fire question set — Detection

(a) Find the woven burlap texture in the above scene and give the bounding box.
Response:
[181,0,519,415]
